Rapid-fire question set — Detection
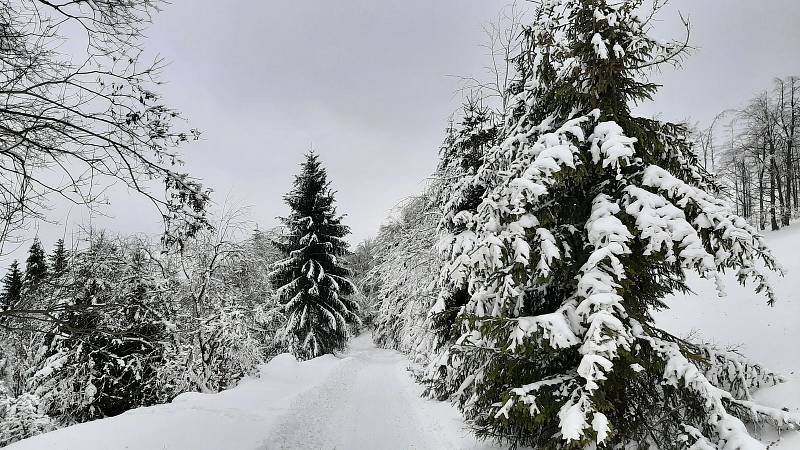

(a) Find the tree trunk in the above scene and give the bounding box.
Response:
[744,164,752,217]
[770,161,778,231]
[784,140,792,225]
[773,155,784,228]
[733,163,741,216]
[759,166,765,230]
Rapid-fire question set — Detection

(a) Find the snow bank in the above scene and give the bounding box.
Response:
[7,353,342,450]
[655,224,800,449]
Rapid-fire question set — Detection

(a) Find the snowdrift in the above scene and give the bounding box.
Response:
[6,353,342,450]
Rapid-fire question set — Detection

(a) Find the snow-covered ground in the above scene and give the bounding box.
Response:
[656,224,800,449]
[9,227,800,450]
[7,334,499,450]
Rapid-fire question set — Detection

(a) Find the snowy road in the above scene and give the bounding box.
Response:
[260,335,462,450]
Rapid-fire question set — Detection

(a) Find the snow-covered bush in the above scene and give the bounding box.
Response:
[29,233,172,423]
[158,219,284,394]
[346,238,380,329]
[0,393,55,446]
[369,195,439,362]
[0,220,285,440]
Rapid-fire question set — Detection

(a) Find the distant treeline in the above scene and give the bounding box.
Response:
[700,76,799,229]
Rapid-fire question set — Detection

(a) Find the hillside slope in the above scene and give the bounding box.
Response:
[655,224,800,449]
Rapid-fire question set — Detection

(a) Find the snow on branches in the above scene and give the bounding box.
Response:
[269,153,359,360]
[428,0,797,448]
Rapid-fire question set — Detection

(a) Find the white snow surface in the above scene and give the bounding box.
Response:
[655,224,800,449]
[8,335,500,450]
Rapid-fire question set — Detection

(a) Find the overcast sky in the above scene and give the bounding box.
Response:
[6,0,800,262]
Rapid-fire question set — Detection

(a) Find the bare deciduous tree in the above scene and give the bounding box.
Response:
[716,76,800,229]
[1,0,210,255]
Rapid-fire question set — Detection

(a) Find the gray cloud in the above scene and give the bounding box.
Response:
[6,0,799,262]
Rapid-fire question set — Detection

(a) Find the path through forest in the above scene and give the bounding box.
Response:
[259,334,494,450]
[8,334,501,450]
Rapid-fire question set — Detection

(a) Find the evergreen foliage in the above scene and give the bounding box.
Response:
[23,238,48,293]
[369,100,500,370]
[427,99,502,389]
[49,240,68,279]
[427,1,800,448]
[1,261,23,310]
[270,152,360,360]
[34,236,170,423]
[0,393,55,446]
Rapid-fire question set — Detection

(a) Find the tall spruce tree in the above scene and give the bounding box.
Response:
[1,261,23,310]
[23,238,48,292]
[270,152,360,360]
[49,239,69,278]
[429,1,799,448]
[426,99,501,387]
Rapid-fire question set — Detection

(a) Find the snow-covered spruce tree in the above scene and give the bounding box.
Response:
[424,98,502,399]
[428,1,799,448]
[369,100,500,367]
[23,238,48,294]
[1,261,23,310]
[270,152,360,360]
[49,239,69,279]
